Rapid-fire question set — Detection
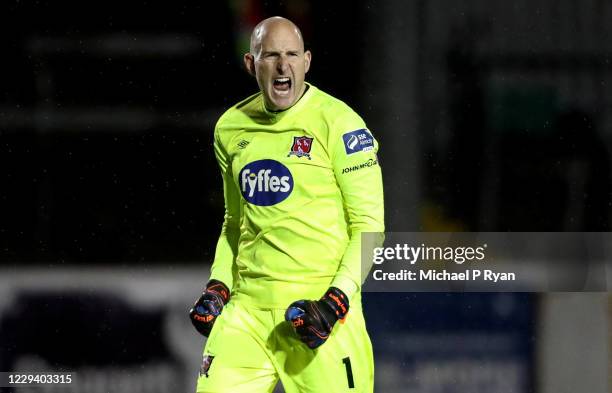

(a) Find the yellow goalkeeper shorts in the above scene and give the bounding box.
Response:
[195,297,374,393]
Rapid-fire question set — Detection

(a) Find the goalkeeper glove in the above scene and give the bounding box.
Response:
[189,279,230,337]
[285,287,349,349]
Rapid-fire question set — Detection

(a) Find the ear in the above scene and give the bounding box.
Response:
[304,50,312,74]
[243,53,256,77]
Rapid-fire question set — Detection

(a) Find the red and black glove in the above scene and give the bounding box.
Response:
[285,287,349,349]
[189,280,230,337]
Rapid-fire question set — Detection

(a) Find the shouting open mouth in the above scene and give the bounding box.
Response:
[273,77,292,96]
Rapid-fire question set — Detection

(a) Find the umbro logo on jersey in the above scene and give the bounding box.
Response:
[237,140,250,149]
[287,136,313,160]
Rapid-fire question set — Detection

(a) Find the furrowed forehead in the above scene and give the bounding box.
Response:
[250,20,304,55]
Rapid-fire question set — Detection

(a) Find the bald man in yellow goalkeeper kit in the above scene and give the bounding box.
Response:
[188,16,384,393]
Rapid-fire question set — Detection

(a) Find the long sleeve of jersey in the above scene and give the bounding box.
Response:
[209,128,240,289]
[328,111,385,299]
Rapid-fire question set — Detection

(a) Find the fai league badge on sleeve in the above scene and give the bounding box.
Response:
[342,129,374,155]
[287,136,314,160]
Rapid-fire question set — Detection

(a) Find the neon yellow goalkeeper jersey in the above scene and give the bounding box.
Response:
[209,83,384,308]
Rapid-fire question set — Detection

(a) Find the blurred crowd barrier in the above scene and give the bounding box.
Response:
[0,266,608,393]
[0,266,205,393]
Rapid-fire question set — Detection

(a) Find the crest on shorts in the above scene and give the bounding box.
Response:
[287,136,314,160]
[200,354,215,377]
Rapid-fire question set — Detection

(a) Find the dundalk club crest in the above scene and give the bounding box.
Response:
[287,136,314,160]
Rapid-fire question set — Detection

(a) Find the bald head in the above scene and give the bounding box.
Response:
[249,16,305,58]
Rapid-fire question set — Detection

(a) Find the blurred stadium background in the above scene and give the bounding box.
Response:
[1,1,610,392]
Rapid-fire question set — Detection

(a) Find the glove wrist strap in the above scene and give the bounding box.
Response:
[205,279,230,304]
[321,287,349,321]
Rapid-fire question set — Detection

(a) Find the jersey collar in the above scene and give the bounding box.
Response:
[261,82,315,121]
